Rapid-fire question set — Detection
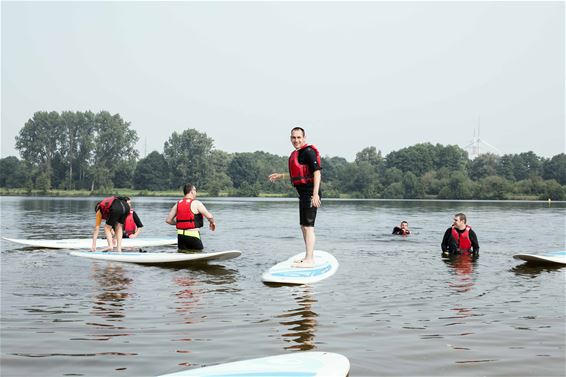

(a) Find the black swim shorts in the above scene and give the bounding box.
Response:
[299,196,317,227]
[106,199,130,227]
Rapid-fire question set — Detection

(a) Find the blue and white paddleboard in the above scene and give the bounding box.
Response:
[2,236,177,249]
[261,250,339,285]
[70,250,241,265]
[513,251,566,266]
[158,351,350,377]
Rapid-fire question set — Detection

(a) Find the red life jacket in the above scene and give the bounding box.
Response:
[451,225,472,252]
[288,144,321,186]
[176,199,203,230]
[123,210,137,236]
[96,196,116,220]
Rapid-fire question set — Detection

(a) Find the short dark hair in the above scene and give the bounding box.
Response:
[183,184,195,195]
[401,221,408,225]
[291,127,305,136]
[455,213,467,224]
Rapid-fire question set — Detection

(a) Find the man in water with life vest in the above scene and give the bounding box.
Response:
[91,196,131,252]
[441,213,480,257]
[165,183,216,251]
[269,127,322,268]
[392,221,410,236]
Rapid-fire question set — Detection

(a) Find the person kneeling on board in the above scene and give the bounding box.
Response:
[91,196,131,252]
[441,213,479,257]
[165,183,216,252]
[392,221,410,236]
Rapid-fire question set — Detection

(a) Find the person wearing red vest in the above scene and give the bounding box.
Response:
[392,221,411,236]
[122,198,143,238]
[91,196,131,252]
[166,183,216,251]
[441,213,480,257]
[269,127,322,268]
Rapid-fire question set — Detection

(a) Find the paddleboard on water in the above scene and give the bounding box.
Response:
[69,250,241,265]
[2,237,177,249]
[261,250,339,285]
[513,251,566,265]
[158,351,350,377]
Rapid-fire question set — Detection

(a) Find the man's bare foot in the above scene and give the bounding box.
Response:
[292,260,315,268]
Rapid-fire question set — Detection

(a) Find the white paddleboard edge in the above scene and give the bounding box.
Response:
[157,351,350,377]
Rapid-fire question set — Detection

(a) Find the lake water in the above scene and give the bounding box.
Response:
[1,196,565,377]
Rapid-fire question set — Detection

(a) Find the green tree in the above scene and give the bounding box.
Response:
[540,179,565,201]
[228,153,261,189]
[15,111,62,189]
[496,155,516,181]
[383,182,404,198]
[438,171,473,199]
[163,128,214,189]
[543,153,566,185]
[385,143,436,176]
[90,111,139,191]
[0,156,29,188]
[133,151,170,190]
[468,153,499,180]
[402,171,423,199]
[474,176,511,200]
[59,111,95,190]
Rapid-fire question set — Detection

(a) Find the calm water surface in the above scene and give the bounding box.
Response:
[1,197,565,377]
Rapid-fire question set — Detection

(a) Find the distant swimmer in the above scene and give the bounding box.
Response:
[269,127,322,268]
[392,221,410,236]
[441,213,479,257]
[165,183,216,252]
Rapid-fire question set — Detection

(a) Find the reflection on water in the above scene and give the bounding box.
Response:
[443,254,478,294]
[88,263,132,341]
[277,286,318,351]
[511,263,565,276]
[1,197,564,377]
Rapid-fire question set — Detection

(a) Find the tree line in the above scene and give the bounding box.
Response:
[1,110,565,200]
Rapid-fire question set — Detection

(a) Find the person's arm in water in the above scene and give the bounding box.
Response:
[91,211,103,251]
[441,228,452,253]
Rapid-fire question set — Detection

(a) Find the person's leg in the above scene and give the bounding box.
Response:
[293,200,317,267]
[302,225,315,263]
[114,223,124,252]
[103,224,114,251]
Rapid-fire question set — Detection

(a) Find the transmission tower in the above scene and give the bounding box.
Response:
[463,119,502,159]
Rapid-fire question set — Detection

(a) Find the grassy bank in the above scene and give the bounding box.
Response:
[0,187,544,201]
[0,187,291,198]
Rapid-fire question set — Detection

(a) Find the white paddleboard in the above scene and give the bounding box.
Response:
[513,251,566,265]
[261,250,339,285]
[158,351,350,377]
[2,237,177,249]
[69,250,241,265]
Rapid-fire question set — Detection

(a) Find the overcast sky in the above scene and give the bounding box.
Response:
[1,1,564,161]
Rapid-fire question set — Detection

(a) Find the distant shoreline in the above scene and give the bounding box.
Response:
[0,188,549,201]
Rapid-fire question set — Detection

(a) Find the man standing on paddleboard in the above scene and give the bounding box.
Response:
[269,127,322,268]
